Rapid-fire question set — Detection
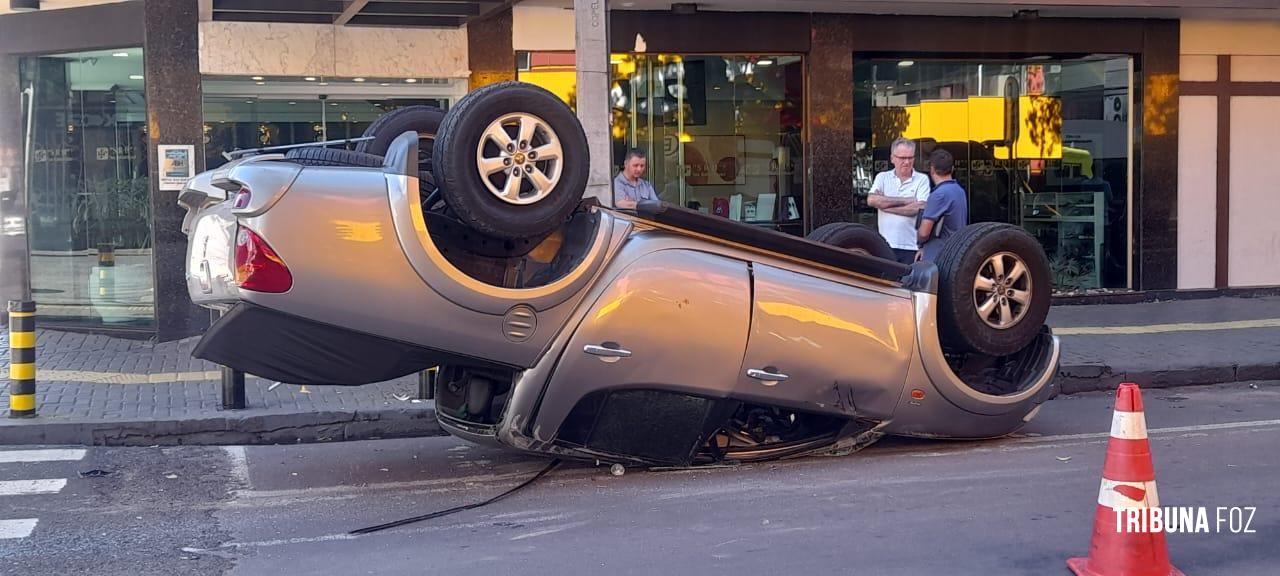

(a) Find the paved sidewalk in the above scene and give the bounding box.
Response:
[1,295,1278,446]
[0,331,437,446]
[1049,294,1280,393]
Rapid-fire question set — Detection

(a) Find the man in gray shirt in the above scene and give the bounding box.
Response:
[917,148,969,262]
[614,148,658,210]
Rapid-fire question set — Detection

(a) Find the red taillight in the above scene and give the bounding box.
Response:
[232,186,252,209]
[235,226,292,293]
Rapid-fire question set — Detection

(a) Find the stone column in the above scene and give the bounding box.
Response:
[467,7,515,90]
[807,15,856,232]
[0,55,30,322]
[144,0,209,340]
[574,0,612,206]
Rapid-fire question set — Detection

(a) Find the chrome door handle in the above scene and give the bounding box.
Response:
[747,368,789,383]
[584,343,632,362]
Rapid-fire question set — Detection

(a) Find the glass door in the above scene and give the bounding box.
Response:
[610,53,806,234]
[20,47,154,328]
[854,55,1132,291]
[202,95,450,171]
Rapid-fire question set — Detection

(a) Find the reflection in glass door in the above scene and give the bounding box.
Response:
[202,95,450,171]
[854,56,1132,291]
[610,54,806,235]
[20,48,154,327]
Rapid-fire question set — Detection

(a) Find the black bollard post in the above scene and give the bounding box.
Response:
[221,365,246,410]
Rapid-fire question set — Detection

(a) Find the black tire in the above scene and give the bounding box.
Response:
[356,106,445,201]
[433,81,589,241]
[806,222,897,261]
[284,147,384,168]
[355,105,444,165]
[934,222,1052,357]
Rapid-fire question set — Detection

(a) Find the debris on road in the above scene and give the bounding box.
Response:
[78,469,112,478]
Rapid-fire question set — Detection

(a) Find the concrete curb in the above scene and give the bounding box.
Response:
[0,406,446,446]
[1055,363,1280,395]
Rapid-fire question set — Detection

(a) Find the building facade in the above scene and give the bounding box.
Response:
[1,0,1278,340]
[0,0,485,339]
[513,3,1280,299]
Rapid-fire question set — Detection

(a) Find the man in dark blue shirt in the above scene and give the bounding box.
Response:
[917,148,968,262]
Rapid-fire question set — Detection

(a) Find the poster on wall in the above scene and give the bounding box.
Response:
[159,144,195,191]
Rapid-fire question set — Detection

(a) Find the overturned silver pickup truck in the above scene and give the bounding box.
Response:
[179,81,1060,467]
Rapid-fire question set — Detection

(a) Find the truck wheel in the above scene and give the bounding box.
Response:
[433,81,589,241]
[934,222,1052,357]
[807,222,897,261]
[356,105,444,170]
[284,147,384,168]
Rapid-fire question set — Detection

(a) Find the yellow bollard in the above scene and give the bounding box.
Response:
[8,301,36,418]
[97,243,115,300]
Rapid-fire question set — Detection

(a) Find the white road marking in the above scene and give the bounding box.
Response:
[0,449,86,464]
[905,418,1280,458]
[1015,418,1280,444]
[222,446,251,489]
[0,478,68,496]
[198,514,577,551]
[509,520,591,541]
[230,468,555,503]
[0,519,39,539]
[1054,318,1280,335]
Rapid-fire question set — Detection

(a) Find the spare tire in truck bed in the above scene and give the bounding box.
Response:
[284,147,385,168]
[807,222,898,262]
[432,81,589,241]
[357,105,445,197]
[934,222,1052,357]
[356,105,444,168]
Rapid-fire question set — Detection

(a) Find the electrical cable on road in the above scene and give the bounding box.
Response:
[348,459,563,535]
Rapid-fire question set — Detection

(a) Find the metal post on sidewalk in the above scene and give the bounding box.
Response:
[212,308,246,410]
[221,366,246,410]
[7,300,36,418]
[418,366,437,400]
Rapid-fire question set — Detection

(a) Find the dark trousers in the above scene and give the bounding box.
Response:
[892,248,918,264]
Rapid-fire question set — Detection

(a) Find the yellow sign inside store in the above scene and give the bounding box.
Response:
[897,95,1062,160]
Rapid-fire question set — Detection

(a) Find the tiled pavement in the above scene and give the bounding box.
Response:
[0,330,435,446]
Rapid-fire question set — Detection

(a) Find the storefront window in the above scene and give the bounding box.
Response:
[20,47,154,327]
[611,54,806,234]
[854,56,1132,291]
[202,95,449,170]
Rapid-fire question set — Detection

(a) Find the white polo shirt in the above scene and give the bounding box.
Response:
[872,169,932,251]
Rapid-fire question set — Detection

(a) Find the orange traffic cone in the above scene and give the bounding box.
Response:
[1068,382,1185,576]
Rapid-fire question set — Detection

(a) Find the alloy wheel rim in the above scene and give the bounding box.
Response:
[475,112,563,205]
[973,251,1032,330]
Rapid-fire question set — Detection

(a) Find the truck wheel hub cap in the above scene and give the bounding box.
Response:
[476,112,564,206]
[974,251,1032,330]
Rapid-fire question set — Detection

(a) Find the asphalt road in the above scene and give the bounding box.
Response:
[3,380,1277,576]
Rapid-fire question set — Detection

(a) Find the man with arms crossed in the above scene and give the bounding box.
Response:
[613,148,658,210]
[867,137,931,264]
